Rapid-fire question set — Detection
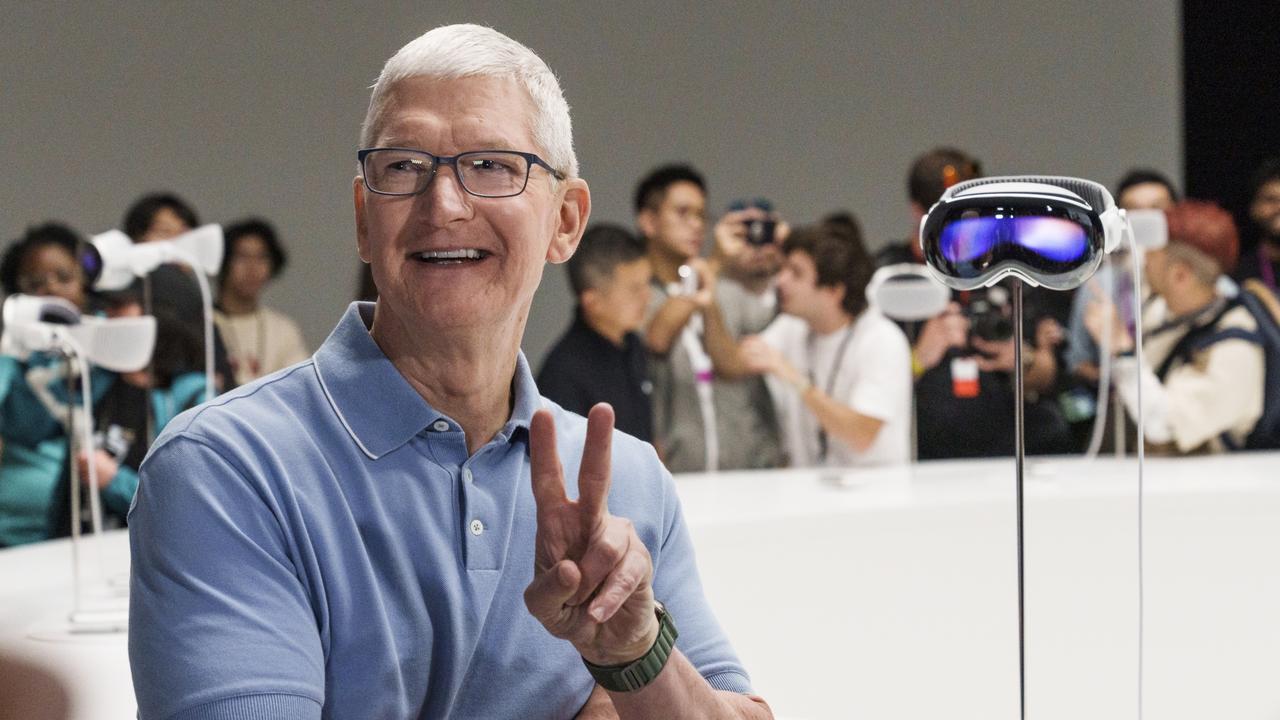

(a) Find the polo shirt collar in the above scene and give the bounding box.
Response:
[314,302,540,459]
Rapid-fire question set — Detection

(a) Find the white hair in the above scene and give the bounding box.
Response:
[360,24,579,179]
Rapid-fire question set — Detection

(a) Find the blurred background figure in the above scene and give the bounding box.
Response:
[636,164,785,472]
[636,164,716,471]
[1234,158,1280,290]
[708,217,911,467]
[881,148,1074,458]
[214,218,308,386]
[121,192,235,390]
[537,224,654,442]
[0,224,204,546]
[54,287,207,537]
[0,223,99,547]
[1065,169,1180,388]
[1087,200,1267,454]
[702,198,785,470]
[1061,168,1180,448]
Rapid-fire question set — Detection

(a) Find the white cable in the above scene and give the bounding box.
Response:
[168,247,217,399]
[1129,242,1147,720]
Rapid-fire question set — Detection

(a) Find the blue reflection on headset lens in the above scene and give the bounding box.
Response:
[939,216,1088,264]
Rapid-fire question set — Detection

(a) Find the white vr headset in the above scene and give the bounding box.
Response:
[0,295,156,372]
[919,176,1130,291]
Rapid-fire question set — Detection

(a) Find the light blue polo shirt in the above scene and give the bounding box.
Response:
[128,302,751,720]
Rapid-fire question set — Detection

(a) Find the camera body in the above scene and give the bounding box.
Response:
[729,197,777,246]
[967,298,1013,343]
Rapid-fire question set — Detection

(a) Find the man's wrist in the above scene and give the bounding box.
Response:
[580,613,661,667]
[583,603,678,693]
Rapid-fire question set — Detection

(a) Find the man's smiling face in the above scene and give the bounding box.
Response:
[355,74,576,335]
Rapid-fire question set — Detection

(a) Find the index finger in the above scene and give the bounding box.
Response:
[530,409,568,514]
[577,404,615,522]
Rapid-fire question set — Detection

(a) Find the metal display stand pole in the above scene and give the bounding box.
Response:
[1012,278,1027,720]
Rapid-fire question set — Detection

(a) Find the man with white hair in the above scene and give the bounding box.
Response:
[128,24,770,720]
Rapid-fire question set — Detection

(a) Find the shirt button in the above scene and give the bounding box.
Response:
[470,519,484,536]
[432,420,449,432]
[462,468,474,483]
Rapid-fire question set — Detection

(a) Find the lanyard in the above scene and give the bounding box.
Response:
[807,323,856,462]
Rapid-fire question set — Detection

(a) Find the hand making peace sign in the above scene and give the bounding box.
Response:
[523,404,661,667]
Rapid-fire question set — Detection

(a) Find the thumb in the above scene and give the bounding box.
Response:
[524,559,582,631]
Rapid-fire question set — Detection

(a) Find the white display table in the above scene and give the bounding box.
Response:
[2,454,1277,719]
[678,454,1280,719]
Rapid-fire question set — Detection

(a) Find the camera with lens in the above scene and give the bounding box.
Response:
[728,197,777,246]
[967,297,1014,343]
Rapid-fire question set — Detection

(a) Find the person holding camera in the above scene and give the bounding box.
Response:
[703,217,912,467]
[636,166,784,472]
[877,147,1073,458]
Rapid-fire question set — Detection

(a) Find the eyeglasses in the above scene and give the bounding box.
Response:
[357,148,565,199]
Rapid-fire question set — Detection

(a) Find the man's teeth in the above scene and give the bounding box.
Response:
[416,249,486,261]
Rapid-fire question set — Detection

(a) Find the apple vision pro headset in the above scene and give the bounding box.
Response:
[916,176,1147,720]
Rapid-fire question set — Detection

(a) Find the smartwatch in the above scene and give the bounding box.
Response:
[582,602,678,692]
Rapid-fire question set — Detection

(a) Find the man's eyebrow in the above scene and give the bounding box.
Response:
[375,136,525,152]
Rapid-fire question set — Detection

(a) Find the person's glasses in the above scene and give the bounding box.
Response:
[357,148,565,198]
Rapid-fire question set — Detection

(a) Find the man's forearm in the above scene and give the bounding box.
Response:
[701,303,754,380]
[799,385,883,453]
[606,650,772,720]
[645,299,700,355]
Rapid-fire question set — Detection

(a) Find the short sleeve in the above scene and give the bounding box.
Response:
[648,453,753,694]
[847,320,912,422]
[128,434,324,720]
[759,314,798,352]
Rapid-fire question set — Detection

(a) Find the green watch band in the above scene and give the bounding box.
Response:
[582,602,679,692]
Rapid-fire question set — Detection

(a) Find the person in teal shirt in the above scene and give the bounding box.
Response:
[0,224,206,546]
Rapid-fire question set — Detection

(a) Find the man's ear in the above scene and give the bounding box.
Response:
[579,286,601,314]
[636,208,657,244]
[354,177,371,264]
[548,178,592,264]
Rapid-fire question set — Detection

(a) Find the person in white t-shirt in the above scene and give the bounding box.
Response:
[704,216,912,467]
[214,218,309,386]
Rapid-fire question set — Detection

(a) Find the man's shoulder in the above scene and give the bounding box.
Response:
[156,360,323,454]
[1217,302,1262,334]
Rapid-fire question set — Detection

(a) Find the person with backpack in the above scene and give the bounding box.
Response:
[1086,200,1275,454]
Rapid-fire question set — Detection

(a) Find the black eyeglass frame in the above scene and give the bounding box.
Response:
[357,147,566,199]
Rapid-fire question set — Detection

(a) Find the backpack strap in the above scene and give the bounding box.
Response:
[1155,300,1240,381]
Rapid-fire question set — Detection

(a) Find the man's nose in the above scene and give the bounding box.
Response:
[414,164,474,226]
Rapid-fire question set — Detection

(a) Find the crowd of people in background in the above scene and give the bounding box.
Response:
[0,194,306,546]
[538,151,1280,472]
[3,152,1280,547]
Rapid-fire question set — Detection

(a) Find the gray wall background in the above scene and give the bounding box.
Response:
[1,1,1180,368]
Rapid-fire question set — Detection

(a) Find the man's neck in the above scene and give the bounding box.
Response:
[219,292,258,315]
[581,307,626,347]
[1263,238,1280,263]
[808,307,855,336]
[370,302,522,456]
[1166,284,1218,318]
[648,246,688,285]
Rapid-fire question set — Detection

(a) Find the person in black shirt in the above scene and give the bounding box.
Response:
[1235,158,1280,292]
[537,224,655,442]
